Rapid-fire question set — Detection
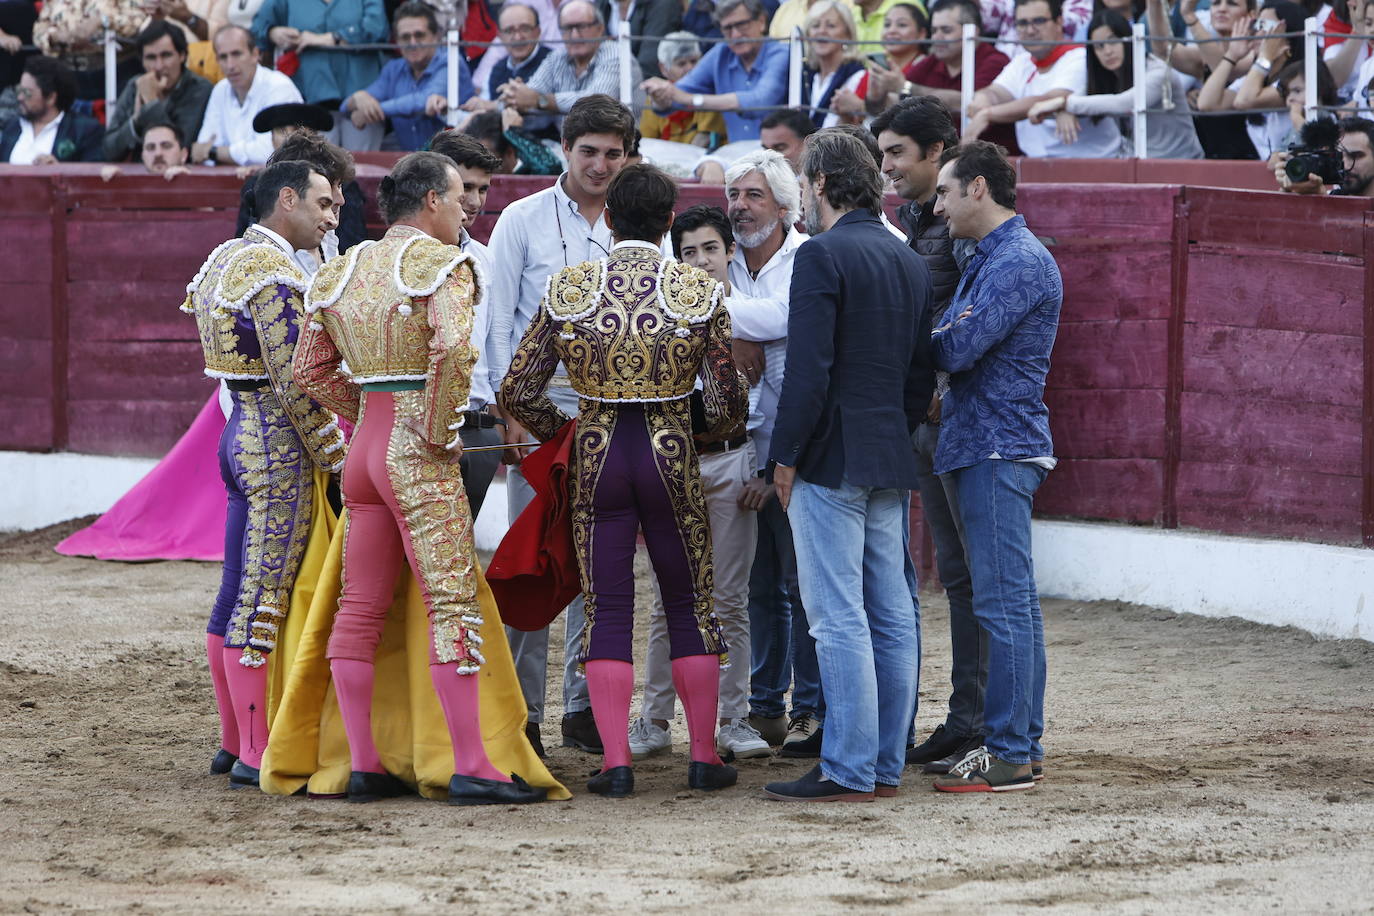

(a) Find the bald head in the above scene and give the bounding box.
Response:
[558,0,604,63]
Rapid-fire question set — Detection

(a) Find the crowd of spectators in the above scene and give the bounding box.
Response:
[2,0,1373,176]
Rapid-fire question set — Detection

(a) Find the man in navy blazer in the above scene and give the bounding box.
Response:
[2,56,104,164]
[762,130,934,803]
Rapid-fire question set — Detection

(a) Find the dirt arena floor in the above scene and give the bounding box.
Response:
[3,518,1373,914]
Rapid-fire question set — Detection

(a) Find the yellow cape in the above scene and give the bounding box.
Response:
[260,471,569,800]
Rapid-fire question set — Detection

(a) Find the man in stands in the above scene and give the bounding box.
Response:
[100,120,193,180]
[193,25,302,166]
[102,20,211,162]
[499,1,642,122]
[1,56,102,163]
[1275,118,1374,197]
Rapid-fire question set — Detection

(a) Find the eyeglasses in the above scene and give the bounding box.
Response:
[396,29,433,43]
[501,22,539,35]
[719,16,760,35]
[560,19,600,34]
[15,86,35,98]
[1014,15,1054,29]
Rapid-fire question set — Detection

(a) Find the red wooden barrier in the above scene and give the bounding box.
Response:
[2,166,1371,549]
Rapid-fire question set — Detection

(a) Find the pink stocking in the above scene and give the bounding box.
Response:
[330,658,386,774]
[672,654,723,765]
[429,663,508,782]
[207,634,237,755]
[222,647,270,768]
[586,659,634,771]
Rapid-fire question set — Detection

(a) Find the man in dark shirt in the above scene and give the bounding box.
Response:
[102,20,211,162]
[872,96,984,776]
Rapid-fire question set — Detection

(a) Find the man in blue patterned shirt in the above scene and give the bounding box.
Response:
[928,140,1060,794]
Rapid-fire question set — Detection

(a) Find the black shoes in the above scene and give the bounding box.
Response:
[525,722,546,758]
[210,748,238,775]
[762,765,874,802]
[228,760,260,789]
[923,733,985,774]
[687,760,738,791]
[448,772,548,806]
[347,770,413,803]
[587,765,634,798]
[907,724,978,766]
[561,708,604,753]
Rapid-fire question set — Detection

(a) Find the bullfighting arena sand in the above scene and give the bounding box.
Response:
[3,517,1373,913]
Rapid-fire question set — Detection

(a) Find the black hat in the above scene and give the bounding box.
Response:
[252,102,334,134]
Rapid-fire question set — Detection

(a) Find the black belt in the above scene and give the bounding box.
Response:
[698,434,748,455]
[462,410,499,429]
[225,379,270,392]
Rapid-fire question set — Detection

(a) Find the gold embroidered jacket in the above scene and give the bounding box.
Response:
[181,227,346,470]
[498,244,746,442]
[295,225,481,450]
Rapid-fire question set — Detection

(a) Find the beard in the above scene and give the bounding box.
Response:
[733,216,780,249]
[802,185,824,236]
[1341,169,1373,196]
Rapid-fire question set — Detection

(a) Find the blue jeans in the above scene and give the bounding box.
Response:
[949,458,1046,765]
[790,477,920,791]
[914,422,986,736]
[747,497,824,723]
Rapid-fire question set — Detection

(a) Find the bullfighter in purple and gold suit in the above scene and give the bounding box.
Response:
[182,161,347,790]
[500,164,749,798]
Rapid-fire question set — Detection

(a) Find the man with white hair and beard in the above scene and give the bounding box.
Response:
[718,149,827,758]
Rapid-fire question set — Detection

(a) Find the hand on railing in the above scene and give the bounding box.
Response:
[348,90,386,128]
[641,76,678,109]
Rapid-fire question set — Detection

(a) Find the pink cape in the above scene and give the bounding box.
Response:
[55,393,228,562]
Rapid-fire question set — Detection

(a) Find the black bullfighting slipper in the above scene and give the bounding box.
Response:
[210,748,238,775]
[348,770,414,803]
[586,766,634,798]
[228,760,260,790]
[448,772,547,806]
[687,761,738,791]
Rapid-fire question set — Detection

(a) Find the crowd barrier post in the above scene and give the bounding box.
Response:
[960,23,975,132]
[446,29,460,126]
[1132,21,1148,159]
[1303,16,1318,120]
[618,29,632,105]
[788,27,803,107]
[103,18,116,118]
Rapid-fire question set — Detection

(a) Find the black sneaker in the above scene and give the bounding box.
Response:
[922,733,985,774]
[906,724,975,766]
[525,722,546,758]
[561,708,604,753]
[762,765,874,802]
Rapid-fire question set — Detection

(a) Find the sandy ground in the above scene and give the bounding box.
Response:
[2,518,1373,914]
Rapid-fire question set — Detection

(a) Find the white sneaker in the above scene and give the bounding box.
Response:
[628,717,671,759]
[716,718,772,759]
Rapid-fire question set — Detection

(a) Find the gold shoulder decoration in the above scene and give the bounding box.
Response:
[182,238,242,313]
[395,234,471,299]
[660,260,721,327]
[542,259,605,323]
[215,244,306,317]
[305,241,374,316]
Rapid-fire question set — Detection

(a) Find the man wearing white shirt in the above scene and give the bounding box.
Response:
[430,129,507,517]
[965,0,1119,158]
[193,25,303,166]
[485,94,636,756]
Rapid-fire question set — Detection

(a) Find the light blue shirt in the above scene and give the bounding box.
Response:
[349,52,470,151]
[673,39,790,141]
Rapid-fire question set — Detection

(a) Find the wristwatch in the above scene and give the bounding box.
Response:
[1254,57,1273,74]
[902,80,915,97]
[691,93,705,108]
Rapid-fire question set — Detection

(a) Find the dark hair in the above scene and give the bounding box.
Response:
[1014,0,1062,19]
[929,0,984,31]
[379,151,456,223]
[801,131,884,213]
[430,128,503,173]
[140,118,186,148]
[393,1,440,35]
[23,56,76,113]
[760,107,818,138]
[940,140,1017,209]
[821,123,883,170]
[887,2,929,35]
[1275,59,1338,106]
[1340,116,1374,151]
[1086,9,1131,92]
[715,0,767,24]
[136,19,188,56]
[255,160,323,220]
[670,204,734,257]
[561,93,636,151]
[463,111,513,160]
[870,95,958,156]
[1261,0,1308,59]
[268,131,356,186]
[605,163,677,242]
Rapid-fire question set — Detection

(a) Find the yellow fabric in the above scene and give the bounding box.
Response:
[638,109,728,145]
[259,504,570,801]
[855,0,922,53]
[770,0,856,38]
[187,41,223,84]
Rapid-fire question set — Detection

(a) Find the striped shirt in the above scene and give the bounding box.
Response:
[527,39,644,121]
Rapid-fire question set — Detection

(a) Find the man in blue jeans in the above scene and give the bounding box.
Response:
[763,130,934,802]
[929,140,1060,793]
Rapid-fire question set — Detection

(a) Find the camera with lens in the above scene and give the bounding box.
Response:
[1284,119,1346,186]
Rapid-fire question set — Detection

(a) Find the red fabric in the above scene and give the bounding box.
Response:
[486,419,580,632]
[904,45,1020,156]
[276,51,300,77]
[462,0,498,62]
[1321,9,1350,50]
[1032,42,1081,73]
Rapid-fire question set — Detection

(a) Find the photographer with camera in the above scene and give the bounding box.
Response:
[1274,117,1374,196]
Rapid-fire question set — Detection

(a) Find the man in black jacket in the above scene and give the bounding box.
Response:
[2,56,103,163]
[872,95,985,775]
[762,130,933,802]
[101,20,211,163]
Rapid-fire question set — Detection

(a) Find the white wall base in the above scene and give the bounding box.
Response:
[0,452,158,532]
[1032,519,1372,642]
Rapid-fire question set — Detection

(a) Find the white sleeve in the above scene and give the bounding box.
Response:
[991,55,1026,95]
[484,207,527,391]
[1042,49,1088,94]
[228,76,304,166]
[724,292,789,342]
[196,85,222,144]
[1064,61,1165,117]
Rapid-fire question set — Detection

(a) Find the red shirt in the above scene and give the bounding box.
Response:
[905,44,1020,155]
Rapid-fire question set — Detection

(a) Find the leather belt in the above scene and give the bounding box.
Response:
[462,410,499,429]
[697,434,749,455]
[225,379,271,392]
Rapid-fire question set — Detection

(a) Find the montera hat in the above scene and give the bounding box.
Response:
[252,103,334,134]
